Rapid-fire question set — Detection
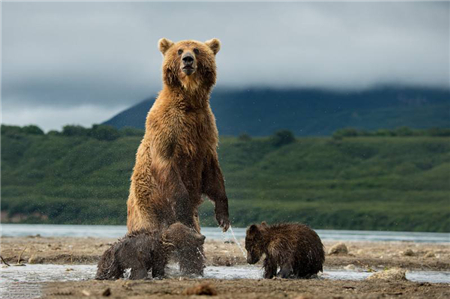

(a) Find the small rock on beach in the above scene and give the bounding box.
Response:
[367,268,407,281]
[328,242,348,255]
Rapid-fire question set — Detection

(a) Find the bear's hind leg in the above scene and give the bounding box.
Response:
[129,267,149,280]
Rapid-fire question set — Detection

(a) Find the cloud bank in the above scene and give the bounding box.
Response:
[2,2,449,130]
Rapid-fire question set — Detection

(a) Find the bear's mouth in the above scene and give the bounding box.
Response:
[182,66,195,76]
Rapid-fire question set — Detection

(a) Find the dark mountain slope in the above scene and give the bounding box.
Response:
[103,87,450,136]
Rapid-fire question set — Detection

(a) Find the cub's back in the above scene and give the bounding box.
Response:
[268,223,324,254]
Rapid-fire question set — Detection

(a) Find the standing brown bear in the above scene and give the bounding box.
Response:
[126,38,230,275]
[245,222,325,279]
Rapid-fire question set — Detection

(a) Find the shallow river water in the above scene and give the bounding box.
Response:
[1,264,449,298]
[1,264,449,284]
[2,224,449,243]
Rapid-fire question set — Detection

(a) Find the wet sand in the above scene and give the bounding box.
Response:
[41,278,449,299]
[1,236,449,298]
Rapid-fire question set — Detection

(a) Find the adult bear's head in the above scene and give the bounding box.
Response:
[158,38,220,91]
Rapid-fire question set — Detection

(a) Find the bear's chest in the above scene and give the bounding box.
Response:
[168,108,216,157]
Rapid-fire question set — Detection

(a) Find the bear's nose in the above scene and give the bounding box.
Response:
[182,52,194,65]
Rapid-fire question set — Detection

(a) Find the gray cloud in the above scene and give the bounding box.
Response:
[1,104,129,132]
[2,2,449,130]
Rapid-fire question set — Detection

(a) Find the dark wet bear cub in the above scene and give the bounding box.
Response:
[245,222,325,279]
[96,222,205,280]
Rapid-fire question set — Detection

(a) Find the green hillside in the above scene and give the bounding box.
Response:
[2,125,450,232]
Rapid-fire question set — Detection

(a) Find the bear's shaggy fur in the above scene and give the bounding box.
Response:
[126,38,230,275]
[245,222,325,279]
[95,222,205,280]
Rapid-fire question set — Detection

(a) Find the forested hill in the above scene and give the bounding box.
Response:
[2,125,449,232]
[103,87,450,136]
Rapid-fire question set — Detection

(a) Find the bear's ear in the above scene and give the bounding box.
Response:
[205,38,221,55]
[158,38,174,55]
[248,224,259,234]
[260,221,268,228]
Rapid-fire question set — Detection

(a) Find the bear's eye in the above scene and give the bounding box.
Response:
[177,49,183,55]
[193,48,200,55]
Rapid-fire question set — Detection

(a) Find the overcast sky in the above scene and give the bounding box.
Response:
[2,1,449,131]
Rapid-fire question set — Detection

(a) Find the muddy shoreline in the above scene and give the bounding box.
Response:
[1,236,449,271]
[1,237,449,299]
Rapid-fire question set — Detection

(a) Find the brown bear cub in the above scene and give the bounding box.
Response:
[245,222,325,279]
[95,222,205,280]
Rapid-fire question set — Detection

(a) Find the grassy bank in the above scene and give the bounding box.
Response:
[2,127,449,231]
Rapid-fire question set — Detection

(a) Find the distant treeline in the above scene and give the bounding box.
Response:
[1,124,298,148]
[1,124,144,141]
[2,124,449,141]
[333,127,450,139]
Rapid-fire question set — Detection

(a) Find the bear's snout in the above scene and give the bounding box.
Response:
[181,52,196,75]
[182,52,194,65]
[247,255,259,264]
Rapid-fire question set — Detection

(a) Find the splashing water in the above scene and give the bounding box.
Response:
[197,247,206,260]
[229,226,247,259]
[221,229,234,260]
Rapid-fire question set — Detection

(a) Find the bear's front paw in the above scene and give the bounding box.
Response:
[215,211,230,232]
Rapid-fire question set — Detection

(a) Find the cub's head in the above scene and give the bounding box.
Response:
[245,222,268,264]
[163,222,206,250]
[158,38,220,91]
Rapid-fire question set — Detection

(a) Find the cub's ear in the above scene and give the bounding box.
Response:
[158,38,174,55]
[205,38,221,55]
[248,224,259,234]
[260,221,268,228]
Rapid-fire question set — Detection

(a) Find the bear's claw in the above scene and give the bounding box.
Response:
[218,217,230,232]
